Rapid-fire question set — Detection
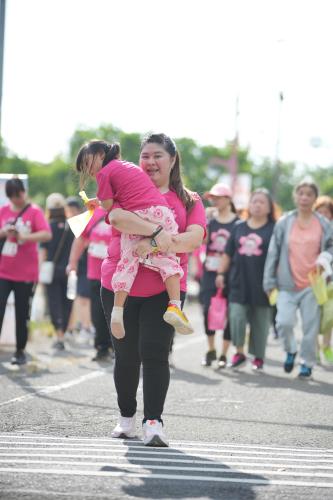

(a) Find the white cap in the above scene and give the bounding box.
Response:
[46,193,66,209]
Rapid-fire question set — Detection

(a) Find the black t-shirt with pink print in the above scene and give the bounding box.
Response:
[225,220,275,306]
[200,217,239,294]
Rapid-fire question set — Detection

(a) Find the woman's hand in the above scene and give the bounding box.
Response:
[155,230,172,252]
[215,274,224,288]
[66,262,78,275]
[135,238,153,258]
[5,225,18,238]
[16,231,28,243]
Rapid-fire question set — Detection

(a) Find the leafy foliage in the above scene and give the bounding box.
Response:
[1,124,332,211]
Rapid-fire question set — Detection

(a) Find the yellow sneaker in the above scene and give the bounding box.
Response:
[163,304,194,335]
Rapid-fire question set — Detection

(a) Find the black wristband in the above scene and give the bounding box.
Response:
[216,272,224,276]
[150,224,164,239]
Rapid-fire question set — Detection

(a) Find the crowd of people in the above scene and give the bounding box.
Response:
[198,179,333,379]
[0,132,332,447]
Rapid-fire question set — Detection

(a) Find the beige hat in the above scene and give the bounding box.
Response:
[46,193,66,209]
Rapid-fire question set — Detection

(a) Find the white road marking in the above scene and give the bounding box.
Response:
[0,467,332,488]
[1,434,332,454]
[0,371,105,407]
[1,444,332,459]
[1,450,333,464]
[1,456,333,470]
[2,459,333,478]
[1,434,333,489]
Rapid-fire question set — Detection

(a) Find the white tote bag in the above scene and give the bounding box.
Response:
[38,261,55,285]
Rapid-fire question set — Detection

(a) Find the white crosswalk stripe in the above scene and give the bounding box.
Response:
[0,434,333,489]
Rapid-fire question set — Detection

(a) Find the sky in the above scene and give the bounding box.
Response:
[2,0,333,167]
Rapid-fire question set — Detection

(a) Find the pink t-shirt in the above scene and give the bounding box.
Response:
[0,203,50,282]
[289,216,322,289]
[97,160,169,212]
[81,207,113,280]
[101,190,206,296]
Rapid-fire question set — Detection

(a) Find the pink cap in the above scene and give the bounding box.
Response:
[204,183,232,199]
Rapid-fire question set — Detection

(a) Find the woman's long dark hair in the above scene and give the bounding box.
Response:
[75,139,121,190]
[140,132,196,212]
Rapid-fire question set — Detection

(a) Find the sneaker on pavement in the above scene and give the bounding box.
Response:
[52,340,65,351]
[323,346,333,364]
[163,304,194,335]
[92,348,113,362]
[284,352,297,373]
[111,416,136,438]
[298,363,312,379]
[252,357,264,371]
[217,354,227,369]
[77,328,95,345]
[142,419,169,447]
[11,350,26,365]
[201,349,217,367]
[230,353,246,369]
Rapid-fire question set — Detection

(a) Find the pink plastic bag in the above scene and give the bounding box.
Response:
[208,288,228,331]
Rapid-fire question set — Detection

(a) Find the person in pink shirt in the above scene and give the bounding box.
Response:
[67,206,114,361]
[75,140,193,339]
[96,133,206,447]
[0,178,51,365]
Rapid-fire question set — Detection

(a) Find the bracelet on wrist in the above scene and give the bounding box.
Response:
[151,237,158,248]
[150,224,164,239]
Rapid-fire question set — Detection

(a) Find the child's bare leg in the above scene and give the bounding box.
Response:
[163,274,194,335]
[165,275,180,305]
[111,291,128,339]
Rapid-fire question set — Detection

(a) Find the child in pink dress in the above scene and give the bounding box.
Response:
[76,139,193,339]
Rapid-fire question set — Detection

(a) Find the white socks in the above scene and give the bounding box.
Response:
[169,300,182,309]
[111,306,125,339]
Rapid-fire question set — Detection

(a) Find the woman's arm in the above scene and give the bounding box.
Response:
[109,208,172,251]
[109,208,158,235]
[215,254,231,288]
[135,224,205,258]
[168,224,205,253]
[18,230,51,244]
[67,236,88,273]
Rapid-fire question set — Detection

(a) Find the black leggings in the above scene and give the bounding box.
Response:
[90,279,112,350]
[0,279,34,351]
[101,288,184,422]
[46,277,73,331]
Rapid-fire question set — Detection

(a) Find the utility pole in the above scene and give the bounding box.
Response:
[272,91,284,200]
[230,95,239,193]
[0,0,6,138]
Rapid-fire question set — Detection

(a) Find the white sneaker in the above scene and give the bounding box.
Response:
[77,328,94,345]
[142,419,169,447]
[111,416,136,438]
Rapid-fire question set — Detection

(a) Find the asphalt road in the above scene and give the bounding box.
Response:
[0,299,332,499]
